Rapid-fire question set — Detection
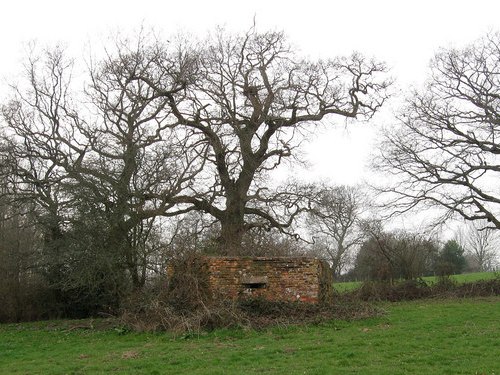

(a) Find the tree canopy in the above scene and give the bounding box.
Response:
[134,28,391,253]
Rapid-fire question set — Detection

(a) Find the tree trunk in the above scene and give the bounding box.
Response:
[219,217,245,255]
[218,191,248,256]
[215,183,249,255]
[109,223,144,289]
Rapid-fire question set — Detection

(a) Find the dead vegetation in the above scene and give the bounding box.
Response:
[120,295,383,334]
[119,258,382,334]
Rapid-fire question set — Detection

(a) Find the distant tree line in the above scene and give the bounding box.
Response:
[347,228,469,282]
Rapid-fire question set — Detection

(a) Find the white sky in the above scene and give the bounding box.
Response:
[1,0,499,186]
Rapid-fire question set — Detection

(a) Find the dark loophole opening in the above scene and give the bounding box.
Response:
[242,283,267,289]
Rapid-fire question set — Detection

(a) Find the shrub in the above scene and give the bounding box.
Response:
[347,275,500,302]
[119,271,383,334]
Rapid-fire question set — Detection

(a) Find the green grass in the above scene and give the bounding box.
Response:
[333,280,363,292]
[333,271,498,293]
[1,297,499,374]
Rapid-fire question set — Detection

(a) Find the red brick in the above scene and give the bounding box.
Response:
[171,256,334,304]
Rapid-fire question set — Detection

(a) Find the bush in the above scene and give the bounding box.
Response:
[119,271,383,334]
[352,279,431,302]
[0,276,59,323]
[347,275,500,302]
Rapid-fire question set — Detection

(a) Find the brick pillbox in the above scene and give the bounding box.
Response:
[167,257,334,304]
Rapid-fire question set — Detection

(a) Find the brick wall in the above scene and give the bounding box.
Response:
[200,257,333,304]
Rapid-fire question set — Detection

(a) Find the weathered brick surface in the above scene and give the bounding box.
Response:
[198,257,333,304]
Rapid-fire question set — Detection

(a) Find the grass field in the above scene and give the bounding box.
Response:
[333,271,499,293]
[1,297,499,374]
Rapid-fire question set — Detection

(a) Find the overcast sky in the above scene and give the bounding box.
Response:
[1,0,499,185]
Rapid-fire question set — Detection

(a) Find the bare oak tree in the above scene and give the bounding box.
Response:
[376,33,500,229]
[308,185,365,277]
[138,28,390,254]
[1,38,201,288]
[464,220,499,271]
